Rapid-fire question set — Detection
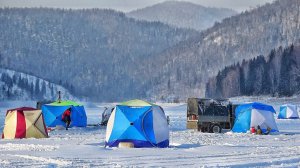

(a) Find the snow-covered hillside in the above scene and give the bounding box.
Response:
[0,8,198,102]
[0,68,76,101]
[0,97,300,167]
[127,1,237,31]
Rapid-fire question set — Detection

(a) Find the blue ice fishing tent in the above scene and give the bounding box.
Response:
[232,102,278,133]
[278,104,299,119]
[42,100,87,127]
[105,99,169,148]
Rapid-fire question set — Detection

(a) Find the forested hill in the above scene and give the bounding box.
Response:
[206,44,300,98]
[144,0,300,101]
[0,8,198,101]
[127,1,237,31]
[0,68,75,101]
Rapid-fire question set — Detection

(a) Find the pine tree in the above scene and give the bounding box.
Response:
[278,47,293,96]
[239,67,245,95]
[41,81,46,98]
[35,79,41,99]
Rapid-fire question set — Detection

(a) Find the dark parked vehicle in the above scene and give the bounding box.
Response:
[187,98,238,133]
[100,107,114,126]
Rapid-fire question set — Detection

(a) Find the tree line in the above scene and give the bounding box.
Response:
[206,44,300,98]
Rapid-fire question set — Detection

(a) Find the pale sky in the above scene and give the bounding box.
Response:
[0,0,275,12]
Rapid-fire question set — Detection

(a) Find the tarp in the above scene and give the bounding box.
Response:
[232,102,278,133]
[187,98,199,115]
[2,107,48,139]
[106,99,169,148]
[42,100,87,127]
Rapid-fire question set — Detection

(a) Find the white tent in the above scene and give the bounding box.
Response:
[105,99,169,148]
[232,102,279,133]
[278,104,299,119]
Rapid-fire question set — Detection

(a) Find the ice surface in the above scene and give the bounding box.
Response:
[0,98,299,167]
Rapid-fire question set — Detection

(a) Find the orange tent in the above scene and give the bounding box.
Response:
[2,107,48,139]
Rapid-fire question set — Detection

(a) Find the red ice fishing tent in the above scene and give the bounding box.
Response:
[2,107,48,139]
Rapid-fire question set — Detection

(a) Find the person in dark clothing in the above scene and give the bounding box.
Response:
[62,107,72,130]
[256,125,262,135]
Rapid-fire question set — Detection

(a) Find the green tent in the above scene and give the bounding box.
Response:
[42,100,87,127]
[120,99,154,106]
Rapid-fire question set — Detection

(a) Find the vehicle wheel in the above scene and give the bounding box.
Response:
[210,124,222,133]
[201,127,206,132]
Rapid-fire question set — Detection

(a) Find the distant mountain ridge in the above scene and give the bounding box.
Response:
[127,1,237,31]
[1,0,300,102]
[0,8,198,101]
[0,68,75,101]
[143,0,300,101]
[206,44,300,98]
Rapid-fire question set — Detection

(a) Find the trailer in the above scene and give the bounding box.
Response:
[187,98,238,133]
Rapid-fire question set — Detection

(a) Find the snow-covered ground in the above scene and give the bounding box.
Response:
[0,98,300,167]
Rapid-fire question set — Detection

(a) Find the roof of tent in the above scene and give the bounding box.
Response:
[235,102,275,116]
[280,104,297,108]
[7,107,37,112]
[6,107,38,116]
[49,100,82,106]
[120,99,155,107]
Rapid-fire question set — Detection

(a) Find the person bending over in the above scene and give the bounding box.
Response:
[62,107,72,130]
